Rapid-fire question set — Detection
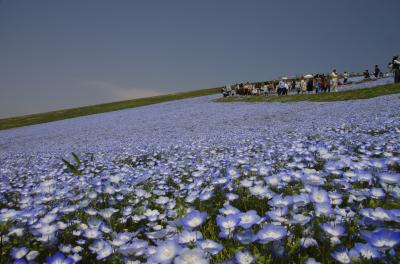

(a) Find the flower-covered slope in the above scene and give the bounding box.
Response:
[0,77,400,263]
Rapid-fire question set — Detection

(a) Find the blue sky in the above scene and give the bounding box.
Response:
[0,0,399,117]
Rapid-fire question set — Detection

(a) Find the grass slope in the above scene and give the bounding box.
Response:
[216,82,400,103]
[0,87,221,131]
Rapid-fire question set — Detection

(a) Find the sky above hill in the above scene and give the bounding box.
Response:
[0,0,399,118]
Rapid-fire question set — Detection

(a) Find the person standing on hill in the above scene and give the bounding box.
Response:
[306,77,313,94]
[291,80,296,92]
[331,69,339,92]
[363,70,370,79]
[391,56,400,83]
[343,72,349,84]
[320,74,326,93]
[300,78,307,94]
[374,65,381,78]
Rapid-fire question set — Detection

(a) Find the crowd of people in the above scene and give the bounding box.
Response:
[222,55,400,97]
[222,69,347,97]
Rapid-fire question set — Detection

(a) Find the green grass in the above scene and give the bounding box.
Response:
[215,82,400,103]
[0,87,221,130]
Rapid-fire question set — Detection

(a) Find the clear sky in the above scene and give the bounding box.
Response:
[0,0,399,118]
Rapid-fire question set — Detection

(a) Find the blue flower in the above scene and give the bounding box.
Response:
[320,223,346,237]
[256,224,287,244]
[152,240,181,264]
[268,195,293,208]
[178,230,203,244]
[292,193,310,206]
[181,210,208,229]
[235,231,257,245]
[314,203,333,217]
[235,250,254,264]
[45,252,74,264]
[10,247,28,260]
[379,173,400,185]
[365,228,400,249]
[198,239,223,255]
[174,248,208,264]
[331,248,351,264]
[218,204,240,215]
[216,214,240,230]
[238,210,261,229]
[349,243,380,260]
[310,188,329,204]
[300,237,318,248]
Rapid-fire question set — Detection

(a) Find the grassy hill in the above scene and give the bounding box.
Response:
[2,81,399,131]
[0,87,221,130]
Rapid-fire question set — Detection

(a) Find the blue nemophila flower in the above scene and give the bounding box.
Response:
[10,247,29,259]
[178,230,203,244]
[59,244,72,254]
[119,239,148,257]
[174,248,208,264]
[369,188,385,199]
[331,248,351,264]
[300,237,318,248]
[216,214,240,231]
[144,209,161,222]
[69,253,82,263]
[219,204,240,215]
[349,243,380,260]
[152,240,181,264]
[99,208,118,219]
[235,231,257,245]
[111,232,133,247]
[256,224,287,244]
[238,210,261,229]
[305,258,321,264]
[87,217,103,228]
[198,239,223,255]
[45,252,74,264]
[226,193,239,201]
[85,208,98,216]
[265,207,288,223]
[268,195,293,208]
[320,222,346,237]
[361,207,394,222]
[84,227,102,239]
[40,213,58,224]
[364,228,400,249]
[199,191,213,201]
[26,251,39,261]
[95,242,113,260]
[379,173,400,185]
[248,185,269,197]
[291,214,311,225]
[314,203,333,217]
[265,175,281,187]
[292,193,310,206]
[310,188,330,204]
[181,210,207,229]
[235,250,254,264]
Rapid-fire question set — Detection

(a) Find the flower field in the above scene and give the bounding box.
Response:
[1,78,400,263]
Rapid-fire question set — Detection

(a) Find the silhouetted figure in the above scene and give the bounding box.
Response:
[390,56,400,83]
[343,72,349,84]
[374,65,381,78]
[363,70,370,79]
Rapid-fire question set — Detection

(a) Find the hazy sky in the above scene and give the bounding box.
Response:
[1,0,399,118]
